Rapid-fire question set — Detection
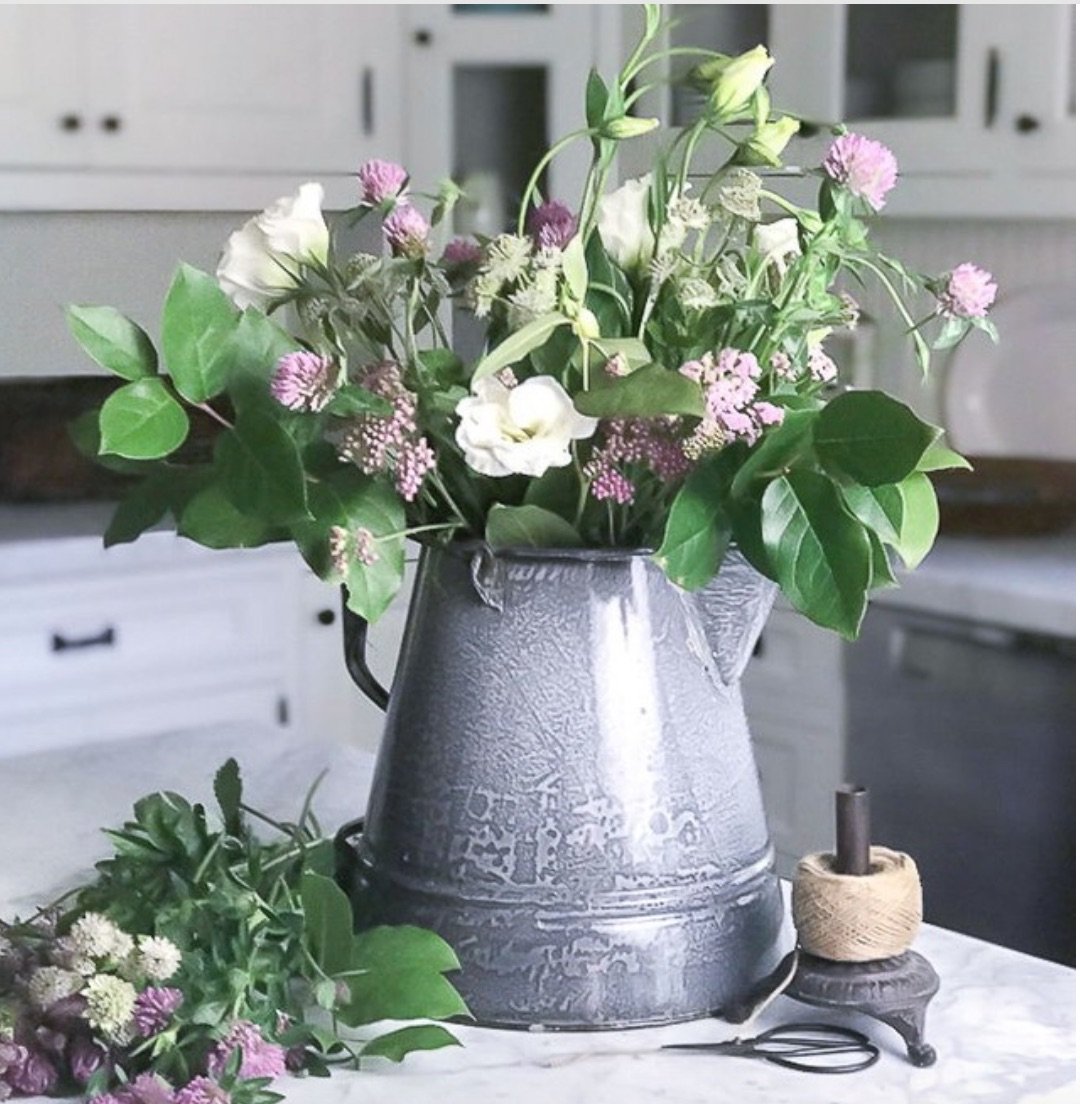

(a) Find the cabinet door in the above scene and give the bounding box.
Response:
[770,5,998,175]
[84,6,402,174]
[402,5,599,235]
[0,5,91,167]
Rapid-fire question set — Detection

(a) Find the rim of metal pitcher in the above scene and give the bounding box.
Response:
[417,537,657,563]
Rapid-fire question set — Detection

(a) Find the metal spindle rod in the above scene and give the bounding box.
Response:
[835,785,871,875]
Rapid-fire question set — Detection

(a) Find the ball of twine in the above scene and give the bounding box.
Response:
[792,846,923,962]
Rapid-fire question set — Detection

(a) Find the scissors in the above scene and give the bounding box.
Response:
[662,1022,880,1074]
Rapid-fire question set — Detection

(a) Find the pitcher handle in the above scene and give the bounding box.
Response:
[341,590,390,711]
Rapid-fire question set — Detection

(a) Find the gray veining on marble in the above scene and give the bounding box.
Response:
[1,724,1074,1104]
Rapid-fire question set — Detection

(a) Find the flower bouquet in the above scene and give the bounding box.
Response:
[67,9,993,640]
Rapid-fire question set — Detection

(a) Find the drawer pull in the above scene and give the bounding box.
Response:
[51,626,116,653]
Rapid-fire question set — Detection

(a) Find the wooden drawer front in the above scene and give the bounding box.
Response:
[0,562,287,696]
[742,605,843,719]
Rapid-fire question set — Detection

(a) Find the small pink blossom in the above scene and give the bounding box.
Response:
[354,528,379,567]
[823,133,898,212]
[584,417,692,505]
[270,351,338,412]
[753,401,785,427]
[206,1021,286,1082]
[174,1077,229,1104]
[441,236,484,269]
[808,346,838,384]
[770,351,797,381]
[937,263,997,319]
[527,200,578,251]
[132,987,183,1036]
[357,159,408,205]
[382,203,430,259]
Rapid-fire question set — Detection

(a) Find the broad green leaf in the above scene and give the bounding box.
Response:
[728,492,776,581]
[653,455,733,590]
[293,473,405,623]
[485,504,581,549]
[301,872,355,978]
[104,474,171,547]
[472,312,569,382]
[730,408,817,500]
[574,363,705,419]
[338,971,469,1027]
[66,305,157,380]
[918,440,972,472]
[814,390,938,487]
[895,472,939,570]
[867,529,898,589]
[219,307,298,413]
[69,411,149,475]
[360,1025,461,1063]
[523,465,581,524]
[180,484,277,549]
[324,384,393,418]
[215,407,309,525]
[762,469,872,639]
[162,263,239,402]
[99,378,189,460]
[585,68,609,131]
[352,925,461,975]
[562,235,589,302]
[840,482,904,547]
[590,336,652,370]
[213,758,243,837]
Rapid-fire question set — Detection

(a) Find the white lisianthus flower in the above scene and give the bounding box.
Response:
[752,218,801,276]
[217,182,330,310]
[596,176,655,273]
[455,376,597,478]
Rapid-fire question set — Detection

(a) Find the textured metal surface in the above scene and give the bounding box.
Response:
[786,950,940,1066]
[340,544,785,1029]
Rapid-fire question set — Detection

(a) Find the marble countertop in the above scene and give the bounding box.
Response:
[1,724,1075,1104]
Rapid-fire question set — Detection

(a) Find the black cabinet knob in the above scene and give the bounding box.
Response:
[1015,114,1041,133]
[59,114,82,132]
[413,28,432,46]
[317,608,336,626]
[101,115,122,133]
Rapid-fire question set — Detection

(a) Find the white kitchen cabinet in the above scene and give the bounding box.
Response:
[0,526,401,759]
[641,4,1075,219]
[0,5,403,211]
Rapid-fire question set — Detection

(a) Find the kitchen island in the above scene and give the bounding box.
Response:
[1,723,1074,1104]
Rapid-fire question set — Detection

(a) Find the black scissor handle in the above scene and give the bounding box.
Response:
[747,1024,880,1074]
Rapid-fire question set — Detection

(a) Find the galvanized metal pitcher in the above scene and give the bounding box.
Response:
[336,542,784,1029]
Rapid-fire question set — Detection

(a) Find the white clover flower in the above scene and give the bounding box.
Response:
[597,176,655,273]
[716,167,763,222]
[455,376,597,479]
[84,974,137,1041]
[69,913,126,961]
[135,936,182,982]
[27,966,83,1010]
[752,218,801,276]
[483,234,534,286]
[217,183,329,310]
[508,268,558,325]
[669,196,710,232]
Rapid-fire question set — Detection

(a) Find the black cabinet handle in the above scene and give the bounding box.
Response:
[51,626,116,653]
[1015,114,1041,133]
[317,608,336,626]
[100,115,122,133]
[413,28,432,46]
[361,68,374,136]
[59,114,82,132]
[984,48,1000,128]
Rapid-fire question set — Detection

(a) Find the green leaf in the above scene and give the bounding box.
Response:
[69,411,146,475]
[66,305,157,380]
[589,336,652,371]
[731,408,818,500]
[104,474,171,547]
[218,307,298,414]
[215,407,310,525]
[867,529,898,589]
[574,363,705,419]
[728,490,776,581]
[301,872,355,978]
[179,484,279,549]
[918,440,971,472]
[472,313,569,382]
[762,469,872,639]
[162,263,239,402]
[360,1024,461,1063]
[99,378,190,460]
[213,759,243,837]
[338,969,469,1027]
[813,390,938,486]
[562,235,589,303]
[485,504,582,549]
[523,465,581,524]
[293,473,405,623]
[653,454,733,590]
[585,68,610,131]
[895,472,939,570]
[324,384,393,418]
[840,482,904,547]
[352,925,461,975]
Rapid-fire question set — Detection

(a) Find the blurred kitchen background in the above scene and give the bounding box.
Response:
[0,6,1074,965]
